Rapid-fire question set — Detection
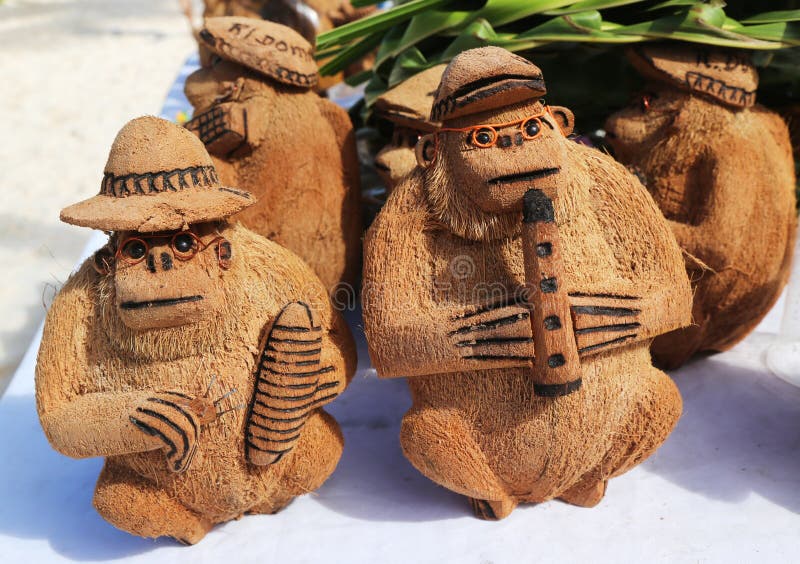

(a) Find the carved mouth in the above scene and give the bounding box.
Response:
[120,295,204,310]
[488,168,561,186]
[373,161,390,172]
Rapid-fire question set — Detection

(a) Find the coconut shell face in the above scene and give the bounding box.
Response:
[199,16,318,89]
[111,223,228,331]
[432,101,569,216]
[605,51,797,367]
[374,127,424,189]
[604,87,685,163]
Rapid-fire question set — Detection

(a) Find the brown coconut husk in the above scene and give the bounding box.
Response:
[186,17,362,291]
[362,47,692,518]
[605,44,797,368]
[373,65,445,191]
[36,118,356,544]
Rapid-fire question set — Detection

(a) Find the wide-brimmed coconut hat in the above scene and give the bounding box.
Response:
[60,116,254,232]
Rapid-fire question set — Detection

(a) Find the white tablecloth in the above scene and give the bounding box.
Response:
[1,56,798,564]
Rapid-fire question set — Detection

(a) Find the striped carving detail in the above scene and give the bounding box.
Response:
[245,302,338,466]
[569,294,642,357]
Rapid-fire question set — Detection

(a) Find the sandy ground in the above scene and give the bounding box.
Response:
[0,0,197,392]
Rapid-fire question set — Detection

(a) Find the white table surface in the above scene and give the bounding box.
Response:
[1,57,799,564]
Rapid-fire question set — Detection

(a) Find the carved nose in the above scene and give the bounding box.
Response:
[497,133,524,149]
[145,251,173,273]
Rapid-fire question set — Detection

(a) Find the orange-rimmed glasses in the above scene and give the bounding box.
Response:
[436,107,553,150]
[115,230,225,267]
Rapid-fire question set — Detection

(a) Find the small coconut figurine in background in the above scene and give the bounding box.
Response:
[605,44,797,368]
[363,47,693,519]
[372,65,445,192]
[36,116,355,544]
[184,16,362,291]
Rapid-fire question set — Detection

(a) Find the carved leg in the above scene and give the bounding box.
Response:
[561,364,681,508]
[93,461,212,545]
[401,407,516,518]
[248,409,344,515]
[612,365,682,477]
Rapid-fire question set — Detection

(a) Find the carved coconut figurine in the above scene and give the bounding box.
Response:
[605,44,797,368]
[363,47,693,519]
[185,17,362,291]
[372,65,445,191]
[37,116,356,544]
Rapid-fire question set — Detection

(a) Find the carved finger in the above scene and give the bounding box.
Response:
[130,396,199,473]
[569,294,642,357]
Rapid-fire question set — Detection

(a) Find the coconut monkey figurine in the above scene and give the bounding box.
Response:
[184,17,362,291]
[605,44,797,368]
[372,65,445,191]
[363,47,693,519]
[36,117,356,544]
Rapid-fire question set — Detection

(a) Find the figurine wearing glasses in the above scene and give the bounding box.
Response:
[36,117,355,543]
[363,47,692,519]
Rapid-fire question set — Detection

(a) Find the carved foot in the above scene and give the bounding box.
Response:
[559,479,607,508]
[468,497,517,520]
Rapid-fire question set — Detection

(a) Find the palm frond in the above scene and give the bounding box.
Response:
[317,0,800,118]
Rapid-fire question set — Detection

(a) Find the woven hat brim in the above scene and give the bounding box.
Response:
[60,187,255,232]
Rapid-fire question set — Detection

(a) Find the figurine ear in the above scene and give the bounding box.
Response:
[216,238,233,270]
[92,245,114,276]
[415,134,437,168]
[548,106,575,136]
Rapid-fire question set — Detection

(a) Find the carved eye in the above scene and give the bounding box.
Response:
[122,239,147,260]
[409,132,421,147]
[173,233,196,256]
[523,119,541,139]
[640,94,652,112]
[471,128,496,148]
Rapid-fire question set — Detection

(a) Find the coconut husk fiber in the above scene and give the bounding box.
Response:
[605,43,797,368]
[36,117,356,544]
[362,46,692,519]
[373,65,445,192]
[186,17,362,292]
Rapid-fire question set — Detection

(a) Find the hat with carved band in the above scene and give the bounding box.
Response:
[199,16,318,89]
[627,43,758,108]
[430,47,547,123]
[60,116,255,232]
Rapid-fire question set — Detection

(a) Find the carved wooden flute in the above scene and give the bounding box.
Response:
[521,189,583,397]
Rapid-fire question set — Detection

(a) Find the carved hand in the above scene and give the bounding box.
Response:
[448,302,534,363]
[129,391,203,473]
